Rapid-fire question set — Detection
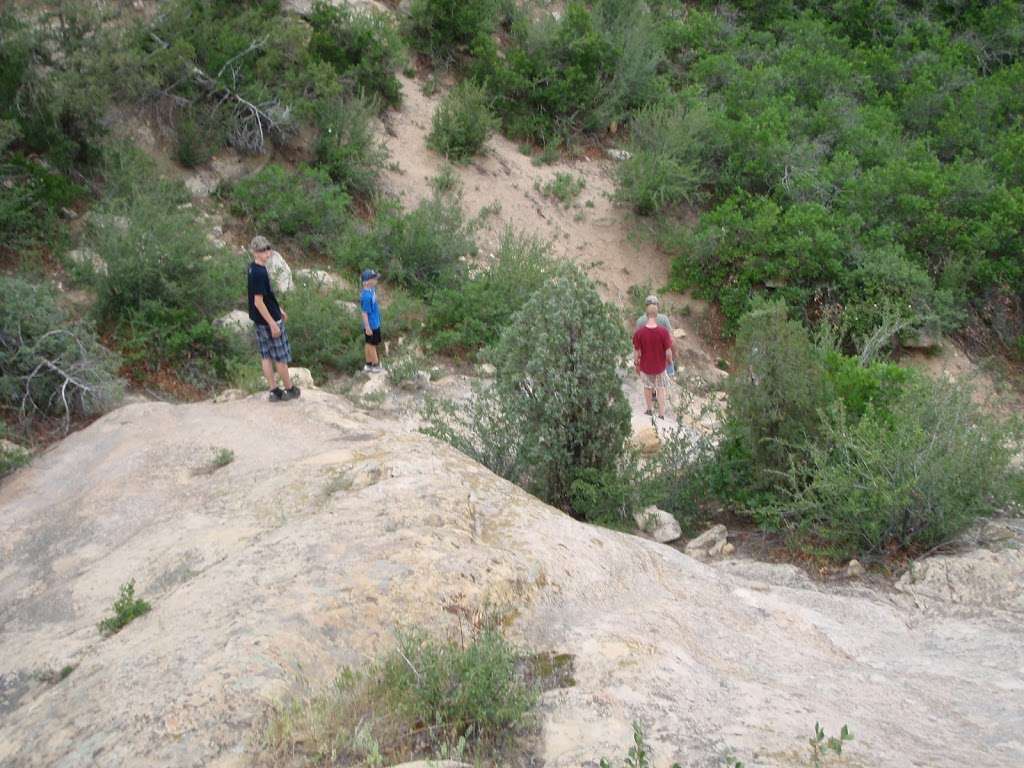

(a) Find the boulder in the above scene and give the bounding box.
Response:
[214,310,252,335]
[296,269,348,292]
[685,524,729,560]
[0,438,24,456]
[267,250,293,293]
[605,148,632,161]
[631,424,660,455]
[2,394,1023,768]
[895,547,1024,615]
[634,505,681,544]
[672,328,687,339]
[288,367,316,390]
[479,363,497,377]
[361,370,390,398]
[336,301,361,315]
[846,559,866,579]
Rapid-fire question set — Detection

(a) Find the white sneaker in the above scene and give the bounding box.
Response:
[368,364,384,374]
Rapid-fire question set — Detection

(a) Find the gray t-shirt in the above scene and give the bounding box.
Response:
[636,313,672,333]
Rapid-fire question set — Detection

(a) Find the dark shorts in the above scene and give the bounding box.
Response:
[364,327,382,346]
[255,320,293,363]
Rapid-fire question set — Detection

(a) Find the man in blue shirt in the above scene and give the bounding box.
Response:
[360,269,384,373]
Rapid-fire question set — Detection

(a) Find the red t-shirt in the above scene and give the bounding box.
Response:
[632,324,672,375]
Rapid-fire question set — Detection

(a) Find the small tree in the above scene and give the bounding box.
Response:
[427,81,498,162]
[725,300,830,490]
[425,268,631,512]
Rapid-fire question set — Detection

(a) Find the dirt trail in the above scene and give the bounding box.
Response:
[381,74,672,306]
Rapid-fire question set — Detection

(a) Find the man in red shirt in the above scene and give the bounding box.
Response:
[632,301,674,419]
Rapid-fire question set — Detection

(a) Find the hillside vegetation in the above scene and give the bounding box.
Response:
[1,0,1022,561]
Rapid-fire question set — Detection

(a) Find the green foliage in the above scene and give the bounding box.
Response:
[426,228,556,356]
[809,723,854,767]
[90,148,241,387]
[308,1,404,107]
[615,101,711,215]
[427,81,498,162]
[281,282,363,379]
[725,301,830,492]
[537,173,585,206]
[425,269,631,512]
[822,350,911,422]
[779,378,1024,559]
[0,154,83,258]
[313,96,387,200]
[473,1,667,143]
[334,196,474,296]
[228,164,351,251]
[599,721,683,768]
[0,276,122,433]
[404,0,500,63]
[174,108,223,169]
[264,624,536,764]
[97,579,151,637]
[0,424,30,478]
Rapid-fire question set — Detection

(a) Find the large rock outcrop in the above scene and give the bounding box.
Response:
[1,391,1022,767]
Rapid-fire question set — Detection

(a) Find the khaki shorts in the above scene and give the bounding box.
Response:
[640,371,669,389]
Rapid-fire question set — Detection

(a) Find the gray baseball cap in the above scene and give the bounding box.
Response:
[250,235,272,253]
[645,294,659,306]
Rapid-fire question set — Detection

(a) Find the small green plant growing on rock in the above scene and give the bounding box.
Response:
[98,579,151,636]
[809,722,853,766]
[599,722,682,768]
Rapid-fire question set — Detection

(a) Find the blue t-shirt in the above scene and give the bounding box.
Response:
[360,286,381,330]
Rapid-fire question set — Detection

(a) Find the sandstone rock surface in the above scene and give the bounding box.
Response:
[1,392,1022,767]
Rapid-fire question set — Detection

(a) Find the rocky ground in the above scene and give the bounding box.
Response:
[1,389,1022,768]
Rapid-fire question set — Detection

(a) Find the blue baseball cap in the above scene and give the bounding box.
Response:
[361,269,380,282]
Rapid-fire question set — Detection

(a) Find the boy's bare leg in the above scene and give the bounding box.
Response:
[275,361,292,389]
[365,343,379,366]
[261,358,276,390]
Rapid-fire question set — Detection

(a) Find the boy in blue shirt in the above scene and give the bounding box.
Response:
[360,269,383,373]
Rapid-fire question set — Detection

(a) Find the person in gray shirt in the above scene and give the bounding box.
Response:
[635,295,675,374]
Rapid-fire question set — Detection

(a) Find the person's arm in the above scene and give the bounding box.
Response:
[253,295,280,337]
[632,332,642,369]
[362,310,372,335]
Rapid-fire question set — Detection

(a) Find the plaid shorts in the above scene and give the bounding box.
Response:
[640,371,669,389]
[255,320,293,363]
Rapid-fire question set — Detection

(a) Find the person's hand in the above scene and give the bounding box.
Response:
[280,309,288,322]
[270,321,281,338]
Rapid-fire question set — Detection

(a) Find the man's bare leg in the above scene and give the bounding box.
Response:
[656,385,667,418]
[643,387,654,414]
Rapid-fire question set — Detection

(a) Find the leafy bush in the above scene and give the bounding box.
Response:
[538,172,585,206]
[427,81,498,162]
[0,154,83,258]
[308,1,404,107]
[615,101,712,215]
[280,282,364,379]
[724,301,830,492]
[0,433,29,479]
[0,276,122,433]
[426,228,555,355]
[228,164,350,251]
[404,0,500,63]
[334,195,474,296]
[174,108,223,168]
[425,269,631,512]
[265,624,536,764]
[779,378,1024,559]
[90,149,242,387]
[313,96,387,200]
[97,579,151,637]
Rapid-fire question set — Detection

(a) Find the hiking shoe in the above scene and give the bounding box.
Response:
[368,364,384,374]
[284,386,301,400]
[268,387,285,402]
[643,409,652,416]
[362,364,375,373]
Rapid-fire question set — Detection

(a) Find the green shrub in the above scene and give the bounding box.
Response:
[228,164,350,251]
[314,96,387,200]
[265,625,536,764]
[97,579,151,637]
[724,301,830,493]
[615,101,711,215]
[0,154,84,258]
[0,424,30,478]
[822,350,913,422]
[425,228,555,356]
[538,172,585,206]
[425,268,631,511]
[280,282,362,379]
[0,276,122,433]
[90,150,242,386]
[779,378,1024,559]
[427,81,498,162]
[334,195,474,296]
[174,108,223,168]
[404,0,500,62]
[308,1,404,107]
